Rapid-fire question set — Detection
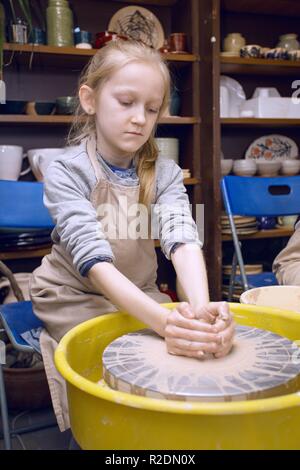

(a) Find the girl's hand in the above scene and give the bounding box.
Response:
[164,302,235,359]
[192,302,235,358]
[164,302,223,358]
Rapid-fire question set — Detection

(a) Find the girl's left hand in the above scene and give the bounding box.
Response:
[179,301,235,358]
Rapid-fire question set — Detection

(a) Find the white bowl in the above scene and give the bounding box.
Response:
[240,286,300,313]
[221,159,233,176]
[233,159,256,176]
[281,159,300,175]
[256,160,281,177]
[233,159,256,168]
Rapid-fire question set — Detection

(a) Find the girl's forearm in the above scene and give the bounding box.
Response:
[88,262,169,336]
[171,244,210,309]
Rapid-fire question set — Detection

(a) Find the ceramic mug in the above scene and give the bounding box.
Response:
[0,145,31,180]
[27,148,66,181]
[277,215,299,227]
[169,33,188,53]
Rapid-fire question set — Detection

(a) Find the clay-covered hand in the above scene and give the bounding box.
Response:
[164,302,223,359]
[192,301,235,358]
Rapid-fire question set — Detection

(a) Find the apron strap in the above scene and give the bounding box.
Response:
[86,136,103,182]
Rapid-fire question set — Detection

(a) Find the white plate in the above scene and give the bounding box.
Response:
[108,6,165,49]
[245,134,298,160]
[220,75,246,117]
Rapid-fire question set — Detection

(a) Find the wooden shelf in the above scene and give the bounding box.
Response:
[0,246,52,260]
[3,43,198,64]
[220,56,300,75]
[0,115,200,125]
[183,178,200,185]
[221,118,300,127]
[222,227,294,241]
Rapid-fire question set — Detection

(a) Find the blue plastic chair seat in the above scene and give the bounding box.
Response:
[0,301,43,352]
[231,272,278,288]
[220,175,300,296]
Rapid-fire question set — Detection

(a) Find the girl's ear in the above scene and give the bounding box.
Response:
[79,85,96,115]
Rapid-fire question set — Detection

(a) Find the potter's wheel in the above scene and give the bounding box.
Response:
[102,325,300,401]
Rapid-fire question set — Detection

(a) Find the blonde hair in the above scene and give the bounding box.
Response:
[68,40,171,207]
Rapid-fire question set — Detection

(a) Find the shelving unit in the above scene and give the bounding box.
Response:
[3,42,198,62]
[220,56,300,75]
[221,118,300,127]
[222,227,294,241]
[209,0,300,299]
[1,0,203,291]
[0,115,200,125]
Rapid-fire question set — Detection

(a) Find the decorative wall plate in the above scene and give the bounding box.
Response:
[245,134,298,160]
[108,6,165,49]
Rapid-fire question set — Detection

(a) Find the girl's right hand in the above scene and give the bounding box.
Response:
[164,302,223,359]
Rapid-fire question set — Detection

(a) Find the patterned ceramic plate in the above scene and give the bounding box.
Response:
[245,134,298,160]
[108,6,165,49]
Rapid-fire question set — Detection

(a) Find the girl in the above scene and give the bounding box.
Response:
[30,40,235,431]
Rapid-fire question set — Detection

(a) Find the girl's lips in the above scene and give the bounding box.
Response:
[126,132,143,136]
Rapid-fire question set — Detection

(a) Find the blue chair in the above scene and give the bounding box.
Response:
[0,180,55,450]
[221,175,300,300]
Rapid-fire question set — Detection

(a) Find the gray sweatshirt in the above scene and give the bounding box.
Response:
[44,140,202,275]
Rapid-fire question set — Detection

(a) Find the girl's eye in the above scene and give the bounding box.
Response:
[120,101,132,106]
[148,109,159,114]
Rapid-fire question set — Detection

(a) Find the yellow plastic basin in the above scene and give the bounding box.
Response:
[55,303,300,450]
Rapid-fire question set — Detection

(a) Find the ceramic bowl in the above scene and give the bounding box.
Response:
[233,159,257,176]
[265,48,289,60]
[256,160,281,176]
[240,45,261,58]
[26,101,55,115]
[287,50,300,61]
[240,286,300,313]
[0,100,27,114]
[55,96,77,115]
[256,216,277,230]
[277,215,299,227]
[281,159,300,175]
[221,159,233,176]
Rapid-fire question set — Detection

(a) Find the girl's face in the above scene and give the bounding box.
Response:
[94,61,165,166]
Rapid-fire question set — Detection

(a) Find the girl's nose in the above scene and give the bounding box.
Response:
[131,106,146,125]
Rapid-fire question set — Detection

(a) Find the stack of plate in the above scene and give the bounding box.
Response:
[221,214,258,236]
[223,264,263,277]
[222,264,263,301]
[0,229,52,251]
[182,169,191,179]
[221,285,242,301]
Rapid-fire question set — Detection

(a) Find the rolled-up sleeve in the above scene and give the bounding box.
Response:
[44,161,115,273]
[153,160,202,260]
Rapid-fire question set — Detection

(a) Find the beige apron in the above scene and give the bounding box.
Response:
[30,139,170,431]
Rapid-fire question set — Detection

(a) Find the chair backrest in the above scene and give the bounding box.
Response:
[0,180,54,229]
[221,175,300,217]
